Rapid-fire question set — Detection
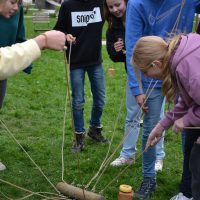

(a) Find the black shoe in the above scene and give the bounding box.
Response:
[87,126,108,143]
[71,133,84,153]
[134,178,156,199]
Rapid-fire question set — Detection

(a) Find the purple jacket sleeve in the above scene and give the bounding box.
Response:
[160,97,188,129]
[182,74,200,127]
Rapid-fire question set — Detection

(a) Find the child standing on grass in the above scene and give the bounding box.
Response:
[0,0,67,172]
[104,0,165,168]
[0,0,32,171]
[104,0,139,167]
[133,33,200,200]
[0,0,32,110]
[54,0,108,153]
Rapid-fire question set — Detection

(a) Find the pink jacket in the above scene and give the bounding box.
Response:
[160,33,200,129]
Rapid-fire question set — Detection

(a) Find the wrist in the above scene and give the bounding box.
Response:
[41,33,48,49]
[34,34,47,50]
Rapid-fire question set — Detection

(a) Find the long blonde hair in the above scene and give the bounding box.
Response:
[132,35,181,103]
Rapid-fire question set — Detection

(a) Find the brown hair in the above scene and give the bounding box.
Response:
[103,0,127,29]
[132,35,181,103]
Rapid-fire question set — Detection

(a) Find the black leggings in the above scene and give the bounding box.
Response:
[179,129,200,199]
[190,142,200,200]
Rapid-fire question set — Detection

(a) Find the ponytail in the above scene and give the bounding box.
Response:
[162,35,181,103]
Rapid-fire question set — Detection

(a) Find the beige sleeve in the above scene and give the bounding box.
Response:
[0,39,41,80]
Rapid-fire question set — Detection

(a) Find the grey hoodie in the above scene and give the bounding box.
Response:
[160,33,200,128]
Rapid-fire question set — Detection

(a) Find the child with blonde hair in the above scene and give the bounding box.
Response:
[133,33,200,200]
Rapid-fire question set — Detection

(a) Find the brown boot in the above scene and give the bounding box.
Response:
[87,126,108,143]
[71,133,84,153]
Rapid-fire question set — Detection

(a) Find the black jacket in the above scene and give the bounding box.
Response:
[106,16,125,63]
[54,0,103,69]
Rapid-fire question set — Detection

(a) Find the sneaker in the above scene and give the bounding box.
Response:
[155,159,163,172]
[71,133,85,153]
[140,119,143,127]
[0,162,6,171]
[170,193,193,200]
[110,156,135,166]
[134,177,156,199]
[87,126,108,143]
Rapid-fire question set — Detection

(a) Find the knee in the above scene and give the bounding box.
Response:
[94,97,105,107]
[72,102,84,110]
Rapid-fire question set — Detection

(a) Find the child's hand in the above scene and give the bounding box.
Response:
[114,38,124,52]
[35,30,66,50]
[135,94,148,113]
[66,34,76,43]
[172,118,184,133]
[145,123,164,152]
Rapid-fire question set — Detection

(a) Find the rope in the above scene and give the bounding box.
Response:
[86,79,153,189]
[61,42,73,182]
[0,179,66,200]
[0,120,60,194]
[62,42,87,200]
[170,0,186,36]
[85,84,126,189]
[184,127,200,129]
[100,135,165,194]
[91,81,158,191]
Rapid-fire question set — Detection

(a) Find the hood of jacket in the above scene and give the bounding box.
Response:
[171,33,200,75]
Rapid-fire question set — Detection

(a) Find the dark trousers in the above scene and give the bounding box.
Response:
[179,129,200,198]
[190,142,200,200]
[0,80,7,109]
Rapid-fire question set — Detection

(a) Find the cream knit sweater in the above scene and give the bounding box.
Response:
[0,39,41,80]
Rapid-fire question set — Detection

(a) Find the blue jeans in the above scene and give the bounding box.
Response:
[142,88,164,178]
[120,84,165,161]
[70,64,105,133]
[120,83,140,159]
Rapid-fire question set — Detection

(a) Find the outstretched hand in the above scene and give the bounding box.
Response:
[144,123,165,152]
[34,30,66,50]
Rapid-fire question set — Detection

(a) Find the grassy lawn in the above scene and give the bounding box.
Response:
[0,12,184,200]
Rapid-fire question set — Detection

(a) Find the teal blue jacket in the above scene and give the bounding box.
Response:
[0,6,32,74]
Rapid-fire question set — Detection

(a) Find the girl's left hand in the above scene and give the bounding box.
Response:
[172,118,184,133]
[114,38,124,52]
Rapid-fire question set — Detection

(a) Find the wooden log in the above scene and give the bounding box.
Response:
[56,182,105,200]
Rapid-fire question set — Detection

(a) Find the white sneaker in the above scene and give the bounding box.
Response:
[0,162,6,171]
[110,156,135,167]
[140,119,143,126]
[155,159,163,172]
[170,193,193,200]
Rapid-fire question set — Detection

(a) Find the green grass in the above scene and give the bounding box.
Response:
[0,12,184,200]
